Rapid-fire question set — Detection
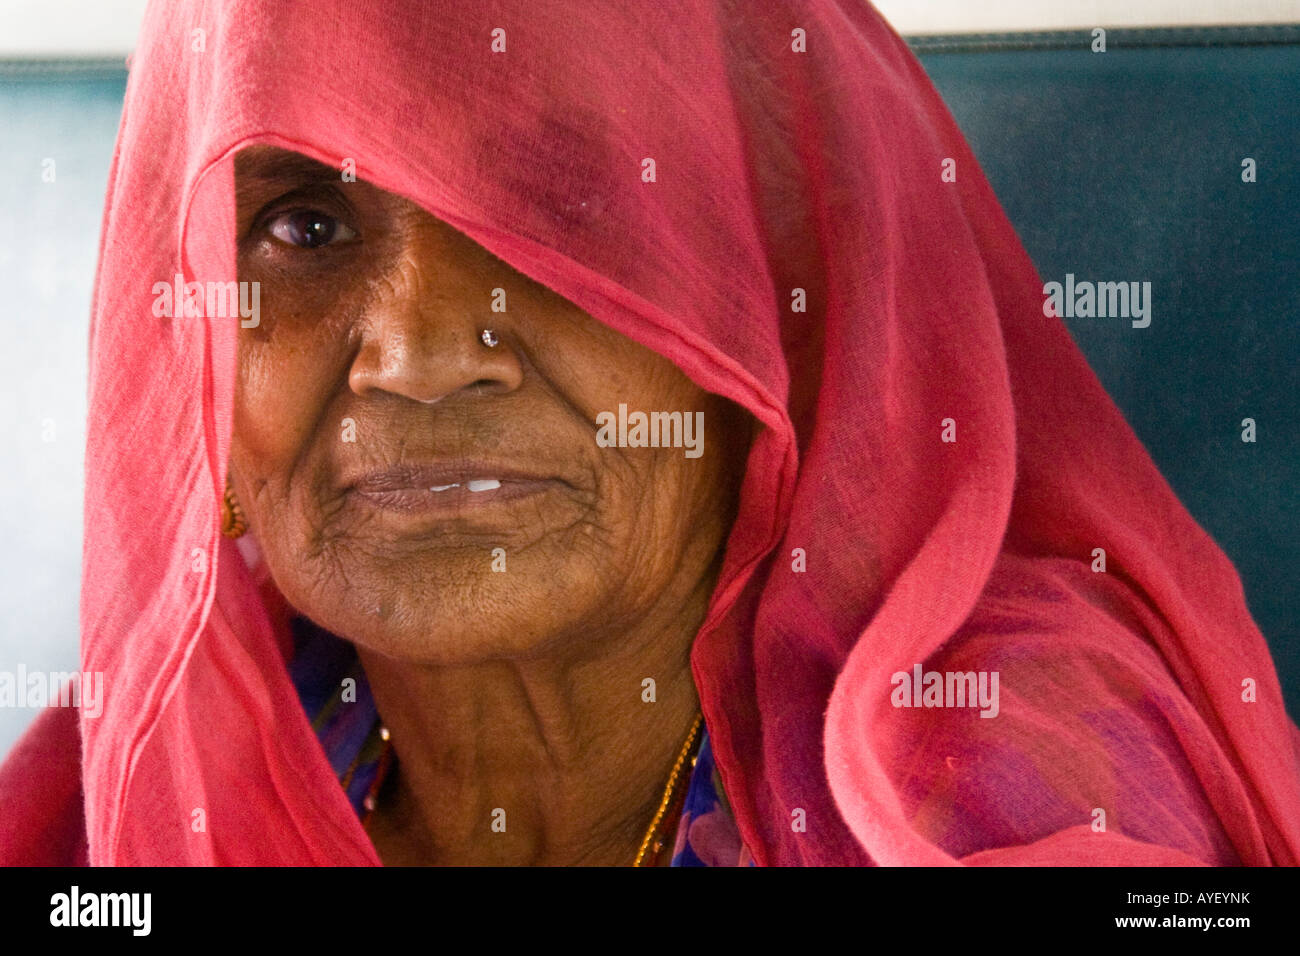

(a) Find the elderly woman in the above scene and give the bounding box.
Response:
[2,0,1298,867]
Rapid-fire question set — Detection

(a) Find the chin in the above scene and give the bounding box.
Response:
[298,562,588,666]
[263,509,615,664]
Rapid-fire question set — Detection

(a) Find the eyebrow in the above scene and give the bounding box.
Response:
[236,149,342,188]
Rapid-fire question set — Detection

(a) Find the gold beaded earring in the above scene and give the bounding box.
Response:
[221,475,247,539]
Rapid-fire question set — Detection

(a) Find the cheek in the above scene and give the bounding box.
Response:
[231,332,350,525]
[575,356,732,547]
[590,440,721,587]
[234,347,311,468]
[232,251,367,466]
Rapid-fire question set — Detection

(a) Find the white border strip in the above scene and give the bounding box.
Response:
[0,0,1298,56]
[874,0,1300,35]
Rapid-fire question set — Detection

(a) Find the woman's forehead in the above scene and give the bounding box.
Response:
[233,144,426,220]
[235,145,339,184]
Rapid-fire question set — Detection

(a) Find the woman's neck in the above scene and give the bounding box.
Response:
[355,578,712,866]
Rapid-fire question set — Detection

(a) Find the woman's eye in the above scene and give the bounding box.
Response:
[265,209,358,248]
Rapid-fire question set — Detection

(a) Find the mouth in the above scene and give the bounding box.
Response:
[346,462,570,518]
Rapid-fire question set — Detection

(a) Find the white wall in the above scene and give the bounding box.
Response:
[0,0,149,56]
[1,0,1298,56]
[875,0,1300,33]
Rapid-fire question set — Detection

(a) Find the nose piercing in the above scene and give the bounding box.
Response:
[480,329,499,348]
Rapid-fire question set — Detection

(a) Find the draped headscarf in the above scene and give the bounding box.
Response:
[10,0,1300,865]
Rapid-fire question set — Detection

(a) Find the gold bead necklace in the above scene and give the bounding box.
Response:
[632,710,703,867]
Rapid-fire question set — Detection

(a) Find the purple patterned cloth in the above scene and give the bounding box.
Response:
[288,615,752,865]
[669,728,754,866]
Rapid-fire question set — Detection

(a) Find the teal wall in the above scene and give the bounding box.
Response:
[0,71,126,758]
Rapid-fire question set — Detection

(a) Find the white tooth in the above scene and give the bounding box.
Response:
[429,483,460,492]
[466,479,501,492]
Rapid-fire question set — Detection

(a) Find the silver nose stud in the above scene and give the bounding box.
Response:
[480,328,499,348]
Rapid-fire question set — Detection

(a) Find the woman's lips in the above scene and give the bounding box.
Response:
[349,477,566,516]
[344,461,573,526]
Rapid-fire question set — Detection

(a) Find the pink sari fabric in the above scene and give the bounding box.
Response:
[5,0,1297,866]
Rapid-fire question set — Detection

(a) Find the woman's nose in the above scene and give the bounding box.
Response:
[347,232,524,404]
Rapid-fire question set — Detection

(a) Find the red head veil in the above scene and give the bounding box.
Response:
[57,0,1300,864]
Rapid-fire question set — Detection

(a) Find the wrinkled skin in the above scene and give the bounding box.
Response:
[230,145,752,865]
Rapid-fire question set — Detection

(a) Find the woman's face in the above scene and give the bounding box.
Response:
[230,146,751,664]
